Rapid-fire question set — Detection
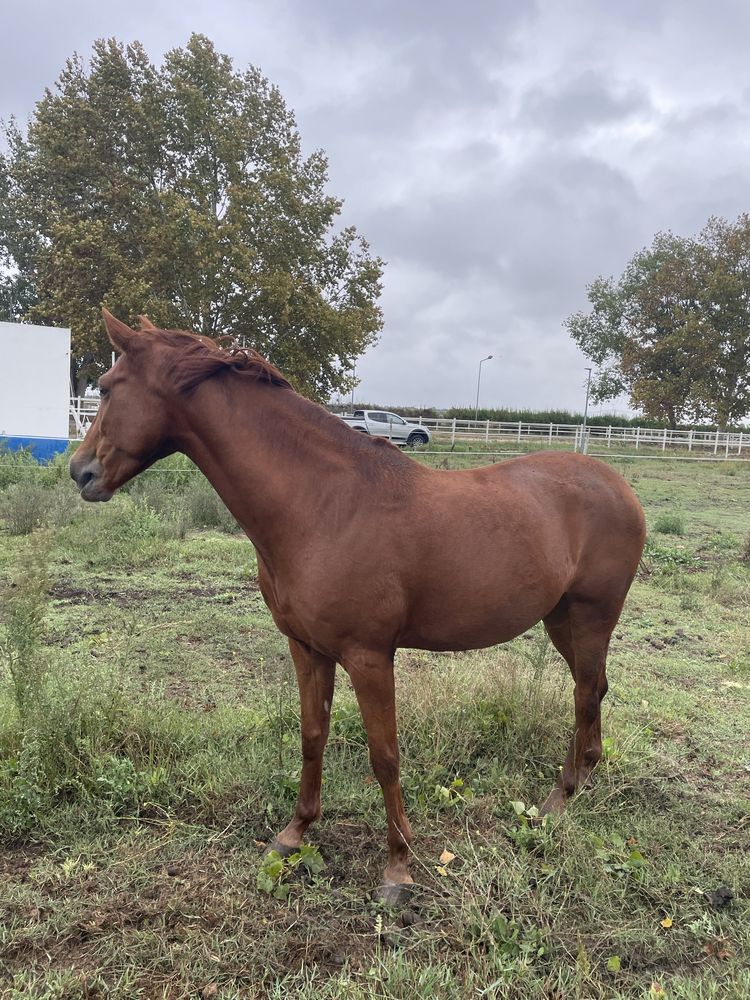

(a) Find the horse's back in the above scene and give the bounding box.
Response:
[423,451,642,534]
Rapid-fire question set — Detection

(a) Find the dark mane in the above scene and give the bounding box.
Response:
[156,329,291,395]
[153,327,410,474]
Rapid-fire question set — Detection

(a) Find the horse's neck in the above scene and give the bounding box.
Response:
[174,378,364,562]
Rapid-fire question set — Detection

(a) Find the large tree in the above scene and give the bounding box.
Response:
[566,215,750,429]
[0,35,383,399]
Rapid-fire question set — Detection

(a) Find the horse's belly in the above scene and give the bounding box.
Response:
[398,588,560,652]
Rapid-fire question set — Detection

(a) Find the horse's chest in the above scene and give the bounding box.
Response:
[256,561,314,643]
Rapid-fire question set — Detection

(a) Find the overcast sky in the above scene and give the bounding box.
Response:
[3,1,750,412]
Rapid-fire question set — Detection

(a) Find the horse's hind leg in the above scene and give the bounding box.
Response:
[540,595,617,815]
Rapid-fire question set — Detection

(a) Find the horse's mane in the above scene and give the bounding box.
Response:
[147,326,413,478]
[156,328,292,395]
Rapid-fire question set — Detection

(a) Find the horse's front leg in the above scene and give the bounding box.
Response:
[343,651,413,903]
[269,638,335,856]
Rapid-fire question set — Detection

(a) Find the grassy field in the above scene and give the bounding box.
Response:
[0,449,749,999]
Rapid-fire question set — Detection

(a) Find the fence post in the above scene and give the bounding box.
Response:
[635,426,640,449]
[739,432,744,456]
[688,429,693,452]
[662,427,667,451]
[485,419,490,443]
[548,422,553,445]
[714,429,720,455]
[725,433,730,459]
[607,425,612,448]
[451,418,456,446]
[517,420,522,443]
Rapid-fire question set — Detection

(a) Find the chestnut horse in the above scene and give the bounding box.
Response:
[71,312,646,901]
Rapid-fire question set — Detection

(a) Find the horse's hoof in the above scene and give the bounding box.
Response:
[373,880,413,906]
[538,787,567,817]
[264,839,299,859]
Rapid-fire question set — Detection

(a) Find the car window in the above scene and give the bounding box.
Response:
[353,410,364,418]
[369,412,388,423]
[386,413,406,424]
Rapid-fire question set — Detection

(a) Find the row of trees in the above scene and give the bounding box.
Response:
[567,215,750,430]
[0,35,382,399]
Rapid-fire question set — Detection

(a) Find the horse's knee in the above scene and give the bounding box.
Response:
[301,728,325,761]
[370,749,399,786]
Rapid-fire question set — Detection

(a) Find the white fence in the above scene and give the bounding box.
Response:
[409,416,747,456]
[69,396,101,437]
[70,397,748,457]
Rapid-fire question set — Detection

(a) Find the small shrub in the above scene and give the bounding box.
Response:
[256,845,325,900]
[705,530,739,553]
[0,732,51,837]
[67,494,186,568]
[653,512,685,536]
[128,477,176,518]
[131,484,192,540]
[643,537,697,571]
[184,478,238,533]
[88,755,172,814]
[679,592,701,611]
[709,565,749,607]
[0,449,45,489]
[466,908,548,964]
[0,483,59,535]
[741,533,750,565]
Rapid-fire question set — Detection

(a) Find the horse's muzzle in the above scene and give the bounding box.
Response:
[69,454,113,502]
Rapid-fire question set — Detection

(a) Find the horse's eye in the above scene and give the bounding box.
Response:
[99,386,109,398]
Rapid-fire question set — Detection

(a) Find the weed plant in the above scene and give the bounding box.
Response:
[653,511,685,536]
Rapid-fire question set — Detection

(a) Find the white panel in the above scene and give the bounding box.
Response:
[0,322,71,438]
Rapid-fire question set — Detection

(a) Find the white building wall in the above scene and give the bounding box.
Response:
[0,322,71,439]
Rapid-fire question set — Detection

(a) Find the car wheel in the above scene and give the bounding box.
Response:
[407,432,429,448]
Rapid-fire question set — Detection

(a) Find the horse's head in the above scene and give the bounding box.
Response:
[70,311,177,501]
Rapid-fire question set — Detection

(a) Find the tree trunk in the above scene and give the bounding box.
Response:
[716,404,729,434]
[71,351,96,397]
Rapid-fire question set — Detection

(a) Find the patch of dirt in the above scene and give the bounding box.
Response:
[49,581,260,607]
[0,830,393,988]
[49,584,150,607]
[0,845,43,881]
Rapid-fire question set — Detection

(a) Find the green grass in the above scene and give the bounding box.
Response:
[0,453,749,998]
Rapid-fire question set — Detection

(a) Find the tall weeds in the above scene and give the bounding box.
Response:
[0,535,51,721]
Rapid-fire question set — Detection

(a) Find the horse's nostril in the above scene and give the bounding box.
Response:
[71,457,100,491]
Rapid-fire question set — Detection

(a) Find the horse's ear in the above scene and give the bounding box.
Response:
[137,315,157,331]
[102,310,138,353]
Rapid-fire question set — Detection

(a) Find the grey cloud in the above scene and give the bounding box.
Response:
[2,0,750,412]
[519,71,652,138]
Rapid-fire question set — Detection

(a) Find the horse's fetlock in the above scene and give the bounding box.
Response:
[296,802,321,824]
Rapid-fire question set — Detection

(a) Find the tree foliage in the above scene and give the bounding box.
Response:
[0,35,383,398]
[566,215,750,429]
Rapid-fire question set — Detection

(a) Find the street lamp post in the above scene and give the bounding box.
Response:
[474,355,493,420]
